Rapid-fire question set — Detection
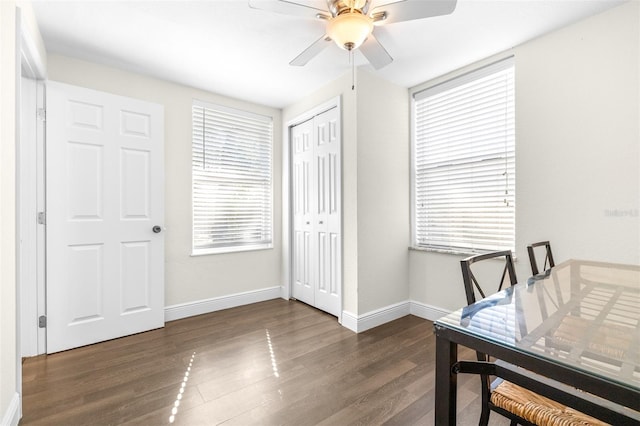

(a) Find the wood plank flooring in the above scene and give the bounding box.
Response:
[21,299,510,425]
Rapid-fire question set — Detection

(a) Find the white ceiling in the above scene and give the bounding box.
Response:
[32,0,625,108]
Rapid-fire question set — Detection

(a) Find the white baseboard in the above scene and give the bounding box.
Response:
[164,286,282,322]
[164,292,451,332]
[341,301,411,333]
[409,300,451,321]
[1,392,20,426]
[341,300,451,333]
[339,310,358,332]
[279,285,290,300]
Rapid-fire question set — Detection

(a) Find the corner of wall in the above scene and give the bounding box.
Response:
[1,392,20,426]
[353,68,411,314]
[341,301,410,333]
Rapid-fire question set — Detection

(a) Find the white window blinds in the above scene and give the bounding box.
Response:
[192,100,273,254]
[412,57,515,253]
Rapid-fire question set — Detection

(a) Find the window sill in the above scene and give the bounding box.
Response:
[191,244,273,256]
[409,246,478,257]
[409,246,518,260]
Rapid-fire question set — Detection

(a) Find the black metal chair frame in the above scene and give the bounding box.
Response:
[460,250,517,305]
[460,250,527,426]
[527,241,555,276]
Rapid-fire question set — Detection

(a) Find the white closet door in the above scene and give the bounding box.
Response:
[46,81,165,353]
[313,107,341,317]
[291,106,341,318]
[292,118,314,305]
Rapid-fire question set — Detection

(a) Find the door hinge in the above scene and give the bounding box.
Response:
[37,108,46,122]
[37,211,46,225]
[38,315,46,328]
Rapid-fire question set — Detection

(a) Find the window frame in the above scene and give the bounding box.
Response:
[410,57,515,255]
[191,99,274,256]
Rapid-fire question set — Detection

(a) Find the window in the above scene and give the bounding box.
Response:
[192,100,273,254]
[412,57,515,254]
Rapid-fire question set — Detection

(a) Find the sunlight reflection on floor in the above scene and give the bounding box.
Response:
[265,329,279,378]
[169,351,196,424]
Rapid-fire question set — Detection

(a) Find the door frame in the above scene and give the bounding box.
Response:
[283,96,343,322]
[16,4,47,420]
[18,76,45,358]
[17,6,47,358]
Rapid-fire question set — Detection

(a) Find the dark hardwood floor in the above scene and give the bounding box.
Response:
[21,299,510,425]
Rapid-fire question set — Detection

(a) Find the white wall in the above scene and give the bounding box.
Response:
[516,0,639,266]
[355,70,410,314]
[409,1,640,313]
[47,55,283,308]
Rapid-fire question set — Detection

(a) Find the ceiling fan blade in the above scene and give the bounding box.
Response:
[249,0,330,19]
[326,0,337,16]
[371,0,457,25]
[290,35,333,66]
[360,33,393,69]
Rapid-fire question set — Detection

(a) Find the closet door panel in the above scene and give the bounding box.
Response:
[291,119,314,305]
[313,107,341,317]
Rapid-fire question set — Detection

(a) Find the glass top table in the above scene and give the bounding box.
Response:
[434,259,640,425]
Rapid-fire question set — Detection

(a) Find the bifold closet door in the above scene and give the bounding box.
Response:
[291,107,341,318]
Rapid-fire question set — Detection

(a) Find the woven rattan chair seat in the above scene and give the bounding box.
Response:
[491,380,609,426]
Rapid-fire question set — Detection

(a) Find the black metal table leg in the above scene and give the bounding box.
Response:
[435,327,458,425]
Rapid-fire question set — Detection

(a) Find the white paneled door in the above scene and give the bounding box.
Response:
[291,106,341,317]
[292,118,314,305]
[46,81,164,353]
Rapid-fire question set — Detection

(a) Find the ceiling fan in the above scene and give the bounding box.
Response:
[248,0,457,70]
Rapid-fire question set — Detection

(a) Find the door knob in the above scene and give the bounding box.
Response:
[152,226,162,233]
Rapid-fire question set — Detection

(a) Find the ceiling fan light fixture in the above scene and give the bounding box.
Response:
[345,0,367,9]
[327,12,373,51]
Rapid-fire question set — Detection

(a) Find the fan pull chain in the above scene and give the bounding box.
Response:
[351,50,355,90]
